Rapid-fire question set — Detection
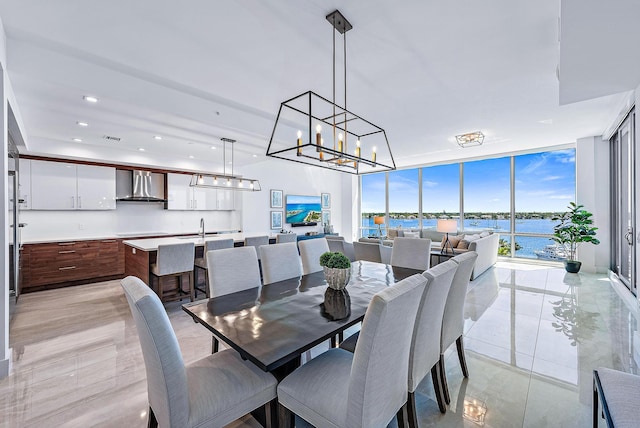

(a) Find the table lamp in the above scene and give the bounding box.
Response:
[437,219,458,254]
[374,216,385,241]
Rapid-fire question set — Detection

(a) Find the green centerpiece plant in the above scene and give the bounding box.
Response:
[552,202,600,273]
[319,251,351,289]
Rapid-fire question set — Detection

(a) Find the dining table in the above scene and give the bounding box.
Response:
[182,260,424,427]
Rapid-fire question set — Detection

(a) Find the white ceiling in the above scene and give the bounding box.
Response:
[0,0,635,172]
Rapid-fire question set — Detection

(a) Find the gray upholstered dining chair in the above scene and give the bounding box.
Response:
[340,260,458,422]
[277,274,427,428]
[206,246,262,352]
[440,251,478,404]
[120,276,278,428]
[149,242,195,302]
[244,235,269,259]
[259,242,302,285]
[193,238,234,298]
[327,237,356,262]
[391,237,432,270]
[276,233,297,243]
[353,241,382,263]
[298,238,330,275]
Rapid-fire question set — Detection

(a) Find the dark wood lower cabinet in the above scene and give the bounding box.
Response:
[22,239,125,292]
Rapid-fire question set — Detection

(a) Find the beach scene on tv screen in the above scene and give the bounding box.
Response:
[286,195,322,223]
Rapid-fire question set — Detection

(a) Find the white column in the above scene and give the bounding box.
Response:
[0,16,9,378]
[575,136,610,274]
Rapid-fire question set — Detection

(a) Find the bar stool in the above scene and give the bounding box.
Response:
[244,235,270,258]
[150,242,195,302]
[193,238,234,298]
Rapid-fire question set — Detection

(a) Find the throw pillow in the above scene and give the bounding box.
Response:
[457,240,470,250]
[404,231,420,238]
[441,234,462,249]
[388,229,398,239]
[463,234,481,242]
[397,230,405,237]
[480,231,491,238]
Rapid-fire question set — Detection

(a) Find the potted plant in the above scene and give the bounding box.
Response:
[552,202,600,273]
[319,251,351,289]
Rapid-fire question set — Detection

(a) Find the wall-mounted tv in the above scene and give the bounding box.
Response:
[286,195,322,226]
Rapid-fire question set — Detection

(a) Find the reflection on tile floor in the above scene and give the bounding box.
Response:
[0,261,637,427]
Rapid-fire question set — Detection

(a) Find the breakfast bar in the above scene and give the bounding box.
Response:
[123,233,248,286]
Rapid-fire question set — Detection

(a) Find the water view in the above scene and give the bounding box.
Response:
[361,216,560,260]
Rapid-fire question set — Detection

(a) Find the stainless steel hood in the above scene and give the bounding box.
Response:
[116,170,166,202]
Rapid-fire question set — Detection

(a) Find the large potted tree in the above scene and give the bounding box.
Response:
[552,202,600,273]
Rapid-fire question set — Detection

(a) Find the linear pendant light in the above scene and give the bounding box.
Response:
[190,138,261,191]
[266,10,395,175]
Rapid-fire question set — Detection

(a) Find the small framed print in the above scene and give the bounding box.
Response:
[271,211,283,230]
[270,189,283,208]
[322,210,331,225]
[321,193,331,209]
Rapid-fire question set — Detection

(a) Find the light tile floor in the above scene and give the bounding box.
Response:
[0,261,637,427]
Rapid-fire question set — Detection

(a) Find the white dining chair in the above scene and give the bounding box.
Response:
[193,238,234,298]
[277,274,427,428]
[244,235,269,259]
[120,276,278,428]
[353,241,382,263]
[298,238,330,275]
[327,237,356,262]
[276,233,297,243]
[259,242,302,285]
[207,246,262,352]
[391,237,432,270]
[440,251,478,404]
[340,260,458,422]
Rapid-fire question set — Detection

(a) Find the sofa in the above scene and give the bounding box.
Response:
[378,229,500,280]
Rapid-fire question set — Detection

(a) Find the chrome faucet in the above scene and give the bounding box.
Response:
[199,218,205,238]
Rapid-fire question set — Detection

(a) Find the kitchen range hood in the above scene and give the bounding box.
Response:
[116,170,167,202]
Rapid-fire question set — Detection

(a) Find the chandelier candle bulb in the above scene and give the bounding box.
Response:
[319,138,324,160]
[296,130,303,156]
[338,133,343,152]
[355,140,361,157]
[372,146,377,163]
[197,175,204,185]
[316,124,322,152]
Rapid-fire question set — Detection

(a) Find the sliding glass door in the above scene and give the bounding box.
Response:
[611,110,635,293]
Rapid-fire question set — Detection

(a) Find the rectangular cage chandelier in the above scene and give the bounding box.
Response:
[190,138,261,192]
[266,10,396,175]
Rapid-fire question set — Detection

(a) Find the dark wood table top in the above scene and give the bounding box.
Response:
[182,261,422,372]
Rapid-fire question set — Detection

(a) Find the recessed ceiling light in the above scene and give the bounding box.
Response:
[252,154,258,158]
[76,121,88,127]
[188,155,194,159]
[83,95,98,103]
[228,161,232,164]
[153,135,162,140]
[210,146,216,150]
[538,119,553,125]
[72,138,82,142]
[138,148,146,152]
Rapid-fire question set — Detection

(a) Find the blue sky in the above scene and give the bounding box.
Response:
[361,149,576,213]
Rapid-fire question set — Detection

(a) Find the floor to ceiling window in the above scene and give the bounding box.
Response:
[360,172,386,237]
[422,163,460,229]
[359,147,576,260]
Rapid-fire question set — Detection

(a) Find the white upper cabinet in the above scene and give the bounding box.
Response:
[18,159,31,210]
[30,160,116,210]
[76,165,116,210]
[166,173,233,210]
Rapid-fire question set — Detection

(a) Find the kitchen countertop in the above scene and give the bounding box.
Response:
[123,233,253,251]
[21,230,242,245]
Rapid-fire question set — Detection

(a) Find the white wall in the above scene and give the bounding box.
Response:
[575,135,610,273]
[240,158,345,237]
[20,200,242,242]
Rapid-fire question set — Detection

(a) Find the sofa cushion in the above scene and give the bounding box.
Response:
[397,230,405,237]
[457,240,470,250]
[387,229,399,239]
[404,231,420,238]
[463,234,481,242]
[480,231,491,238]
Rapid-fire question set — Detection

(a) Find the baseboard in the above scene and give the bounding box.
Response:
[0,353,12,379]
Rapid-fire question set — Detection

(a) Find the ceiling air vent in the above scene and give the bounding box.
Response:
[102,135,121,142]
